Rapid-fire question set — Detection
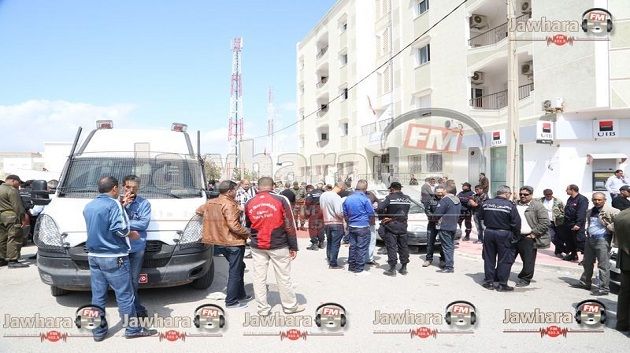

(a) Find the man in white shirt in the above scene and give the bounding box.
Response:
[606,169,628,200]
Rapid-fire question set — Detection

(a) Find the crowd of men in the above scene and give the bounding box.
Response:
[3,170,630,337]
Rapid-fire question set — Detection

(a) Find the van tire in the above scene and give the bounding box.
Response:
[50,286,69,297]
[191,261,214,289]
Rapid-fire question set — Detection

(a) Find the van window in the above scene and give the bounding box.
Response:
[58,156,203,199]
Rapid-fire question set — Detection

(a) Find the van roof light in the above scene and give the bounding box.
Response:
[96,120,113,129]
[171,123,188,132]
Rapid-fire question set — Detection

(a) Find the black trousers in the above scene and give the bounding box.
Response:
[458,213,472,237]
[618,269,630,331]
[482,229,516,285]
[562,224,585,255]
[381,229,409,267]
[515,236,538,283]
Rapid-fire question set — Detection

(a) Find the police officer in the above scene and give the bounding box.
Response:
[305,183,325,250]
[0,175,28,268]
[377,182,411,276]
[480,185,521,291]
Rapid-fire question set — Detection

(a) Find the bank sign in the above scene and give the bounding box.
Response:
[536,121,554,144]
[592,119,618,138]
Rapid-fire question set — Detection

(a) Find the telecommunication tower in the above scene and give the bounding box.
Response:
[227,37,244,174]
[266,87,275,156]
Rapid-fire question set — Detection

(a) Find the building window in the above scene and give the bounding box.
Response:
[341,87,349,100]
[426,153,442,173]
[408,155,422,173]
[414,94,431,108]
[416,0,429,16]
[341,122,349,136]
[417,44,430,66]
[380,28,390,56]
[340,53,348,66]
[321,132,328,141]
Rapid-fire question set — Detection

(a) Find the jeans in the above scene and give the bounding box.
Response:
[324,224,345,267]
[347,227,370,273]
[579,236,611,290]
[365,225,377,262]
[89,255,141,337]
[473,213,484,242]
[438,230,456,270]
[128,251,147,316]
[214,246,246,305]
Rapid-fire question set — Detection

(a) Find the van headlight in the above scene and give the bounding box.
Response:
[34,214,64,251]
[178,214,203,248]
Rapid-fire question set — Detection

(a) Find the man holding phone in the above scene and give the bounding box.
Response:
[120,175,152,319]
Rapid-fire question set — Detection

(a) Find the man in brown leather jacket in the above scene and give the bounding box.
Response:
[196,180,251,308]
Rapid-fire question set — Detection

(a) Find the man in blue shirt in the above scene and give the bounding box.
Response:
[121,175,151,319]
[83,176,157,341]
[342,179,374,275]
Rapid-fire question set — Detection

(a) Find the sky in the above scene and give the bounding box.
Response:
[0,0,337,155]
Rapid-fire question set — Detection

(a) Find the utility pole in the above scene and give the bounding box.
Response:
[506,0,520,194]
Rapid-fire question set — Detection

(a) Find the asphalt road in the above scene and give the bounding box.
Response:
[0,238,628,353]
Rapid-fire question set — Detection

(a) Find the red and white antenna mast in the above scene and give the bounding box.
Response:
[228,37,244,176]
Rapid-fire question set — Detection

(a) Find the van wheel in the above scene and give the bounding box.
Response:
[191,261,215,289]
[50,286,69,297]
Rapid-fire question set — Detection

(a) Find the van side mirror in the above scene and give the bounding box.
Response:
[31,180,52,206]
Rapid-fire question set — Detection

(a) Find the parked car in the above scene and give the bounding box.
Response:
[370,189,462,246]
[610,246,621,289]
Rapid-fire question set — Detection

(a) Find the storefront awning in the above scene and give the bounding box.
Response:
[587,153,627,164]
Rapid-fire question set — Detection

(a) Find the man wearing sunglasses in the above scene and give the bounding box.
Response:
[514,186,550,287]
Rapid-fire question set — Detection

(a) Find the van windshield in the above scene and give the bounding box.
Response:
[58,156,203,199]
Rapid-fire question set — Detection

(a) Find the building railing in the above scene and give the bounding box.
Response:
[469,13,531,47]
[316,76,328,88]
[316,45,329,59]
[469,83,534,110]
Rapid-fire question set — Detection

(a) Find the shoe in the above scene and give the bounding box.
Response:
[258,310,271,316]
[515,281,530,287]
[462,236,470,241]
[439,261,446,269]
[226,301,247,308]
[328,265,344,269]
[563,254,578,261]
[496,285,514,292]
[437,268,454,273]
[422,260,432,267]
[366,260,378,266]
[283,305,306,314]
[482,282,495,290]
[0,260,7,267]
[7,261,28,268]
[238,295,253,302]
[125,328,158,339]
[383,266,396,276]
[306,244,319,251]
[591,289,609,296]
[398,264,408,275]
[570,282,591,290]
[93,335,107,342]
[555,253,564,259]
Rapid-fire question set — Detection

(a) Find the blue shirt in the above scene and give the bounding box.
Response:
[83,194,130,257]
[588,208,608,238]
[125,195,152,253]
[342,191,374,228]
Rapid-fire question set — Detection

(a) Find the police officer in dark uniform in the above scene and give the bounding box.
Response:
[480,185,521,291]
[377,182,412,276]
[305,183,325,250]
[423,192,445,268]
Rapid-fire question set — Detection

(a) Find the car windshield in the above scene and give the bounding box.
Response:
[58,156,203,199]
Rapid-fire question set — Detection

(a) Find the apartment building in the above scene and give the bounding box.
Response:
[297,0,630,195]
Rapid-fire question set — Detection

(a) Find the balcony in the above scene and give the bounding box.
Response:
[317,104,329,118]
[316,76,329,89]
[316,45,329,61]
[469,13,531,47]
[469,83,534,109]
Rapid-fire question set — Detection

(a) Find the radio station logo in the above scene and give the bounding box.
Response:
[502,302,606,338]
[372,302,476,340]
[242,302,346,341]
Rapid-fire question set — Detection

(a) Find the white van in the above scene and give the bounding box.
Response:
[34,121,215,296]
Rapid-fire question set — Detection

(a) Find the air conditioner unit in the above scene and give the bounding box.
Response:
[520,1,532,14]
[470,14,488,29]
[543,98,564,112]
[521,61,533,76]
[471,71,484,84]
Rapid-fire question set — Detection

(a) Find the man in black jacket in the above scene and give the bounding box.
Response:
[562,184,588,262]
[615,208,630,332]
[305,184,325,250]
[423,193,446,268]
[457,182,475,241]
[612,185,630,211]
[377,182,411,276]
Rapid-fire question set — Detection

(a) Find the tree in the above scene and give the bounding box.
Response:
[204,160,222,182]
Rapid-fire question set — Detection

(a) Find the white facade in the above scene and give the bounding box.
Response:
[297,0,630,196]
[0,142,71,181]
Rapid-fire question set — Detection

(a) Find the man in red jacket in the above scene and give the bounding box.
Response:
[245,177,304,316]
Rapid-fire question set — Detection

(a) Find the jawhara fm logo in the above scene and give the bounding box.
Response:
[74,305,107,332]
[315,303,347,331]
[574,300,607,328]
[445,301,477,330]
[193,304,226,332]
